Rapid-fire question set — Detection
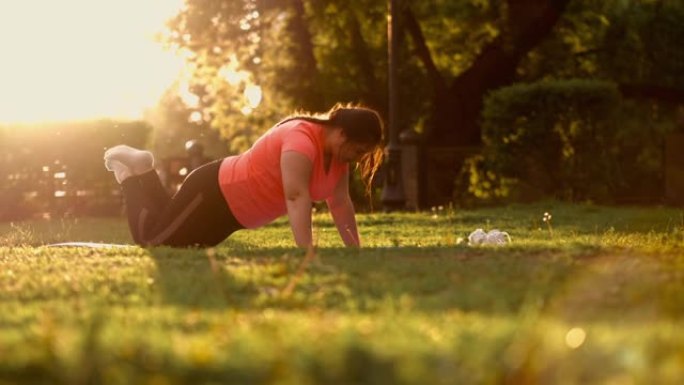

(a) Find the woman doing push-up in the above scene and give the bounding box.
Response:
[104,104,384,248]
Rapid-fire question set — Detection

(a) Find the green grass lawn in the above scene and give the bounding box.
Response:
[1,202,684,384]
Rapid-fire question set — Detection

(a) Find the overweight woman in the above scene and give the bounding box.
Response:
[104,104,384,248]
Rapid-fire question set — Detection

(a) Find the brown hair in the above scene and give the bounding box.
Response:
[277,103,385,198]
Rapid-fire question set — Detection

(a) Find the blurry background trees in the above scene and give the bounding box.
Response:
[0,121,150,220]
[160,0,684,205]
[3,0,683,220]
[164,0,683,147]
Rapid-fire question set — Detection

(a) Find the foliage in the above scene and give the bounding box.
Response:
[598,0,684,88]
[2,203,684,384]
[161,0,684,144]
[144,88,231,160]
[162,0,521,149]
[519,0,684,88]
[462,79,622,203]
[0,120,150,220]
[460,78,681,205]
[457,0,684,206]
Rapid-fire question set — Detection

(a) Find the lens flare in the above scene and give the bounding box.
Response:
[565,327,587,349]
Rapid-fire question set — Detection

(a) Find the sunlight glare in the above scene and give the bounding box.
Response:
[220,67,249,86]
[189,111,203,123]
[0,0,186,123]
[244,85,263,108]
[178,80,201,108]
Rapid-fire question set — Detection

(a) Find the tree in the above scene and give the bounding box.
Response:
[516,0,684,104]
[164,0,389,153]
[144,86,229,160]
[164,0,574,149]
[403,0,571,145]
[163,0,684,150]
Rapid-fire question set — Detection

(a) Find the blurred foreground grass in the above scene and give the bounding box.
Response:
[1,202,683,384]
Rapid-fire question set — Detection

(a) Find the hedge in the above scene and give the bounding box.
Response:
[458,79,673,204]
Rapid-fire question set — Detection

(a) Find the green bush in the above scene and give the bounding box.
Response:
[458,79,674,205]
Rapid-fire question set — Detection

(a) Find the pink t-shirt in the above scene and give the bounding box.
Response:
[218,119,348,229]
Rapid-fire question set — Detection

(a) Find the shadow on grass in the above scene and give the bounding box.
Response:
[145,238,681,323]
[146,247,241,309]
[145,237,588,319]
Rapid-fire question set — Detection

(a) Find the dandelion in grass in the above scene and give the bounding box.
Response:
[543,211,554,236]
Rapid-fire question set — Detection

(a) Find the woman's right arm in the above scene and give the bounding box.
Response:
[281,151,314,248]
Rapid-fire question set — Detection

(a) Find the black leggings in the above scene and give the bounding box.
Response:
[120,159,243,247]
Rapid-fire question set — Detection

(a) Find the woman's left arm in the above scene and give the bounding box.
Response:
[326,170,361,247]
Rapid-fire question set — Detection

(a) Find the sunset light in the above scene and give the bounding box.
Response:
[0,0,185,123]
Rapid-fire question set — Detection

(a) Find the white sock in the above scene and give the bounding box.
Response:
[105,159,133,184]
[104,145,154,175]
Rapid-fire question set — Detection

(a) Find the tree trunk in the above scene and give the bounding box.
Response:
[400,0,570,205]
[345,8,383,109]
[287,0,324,110]
[405,0,570,146]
